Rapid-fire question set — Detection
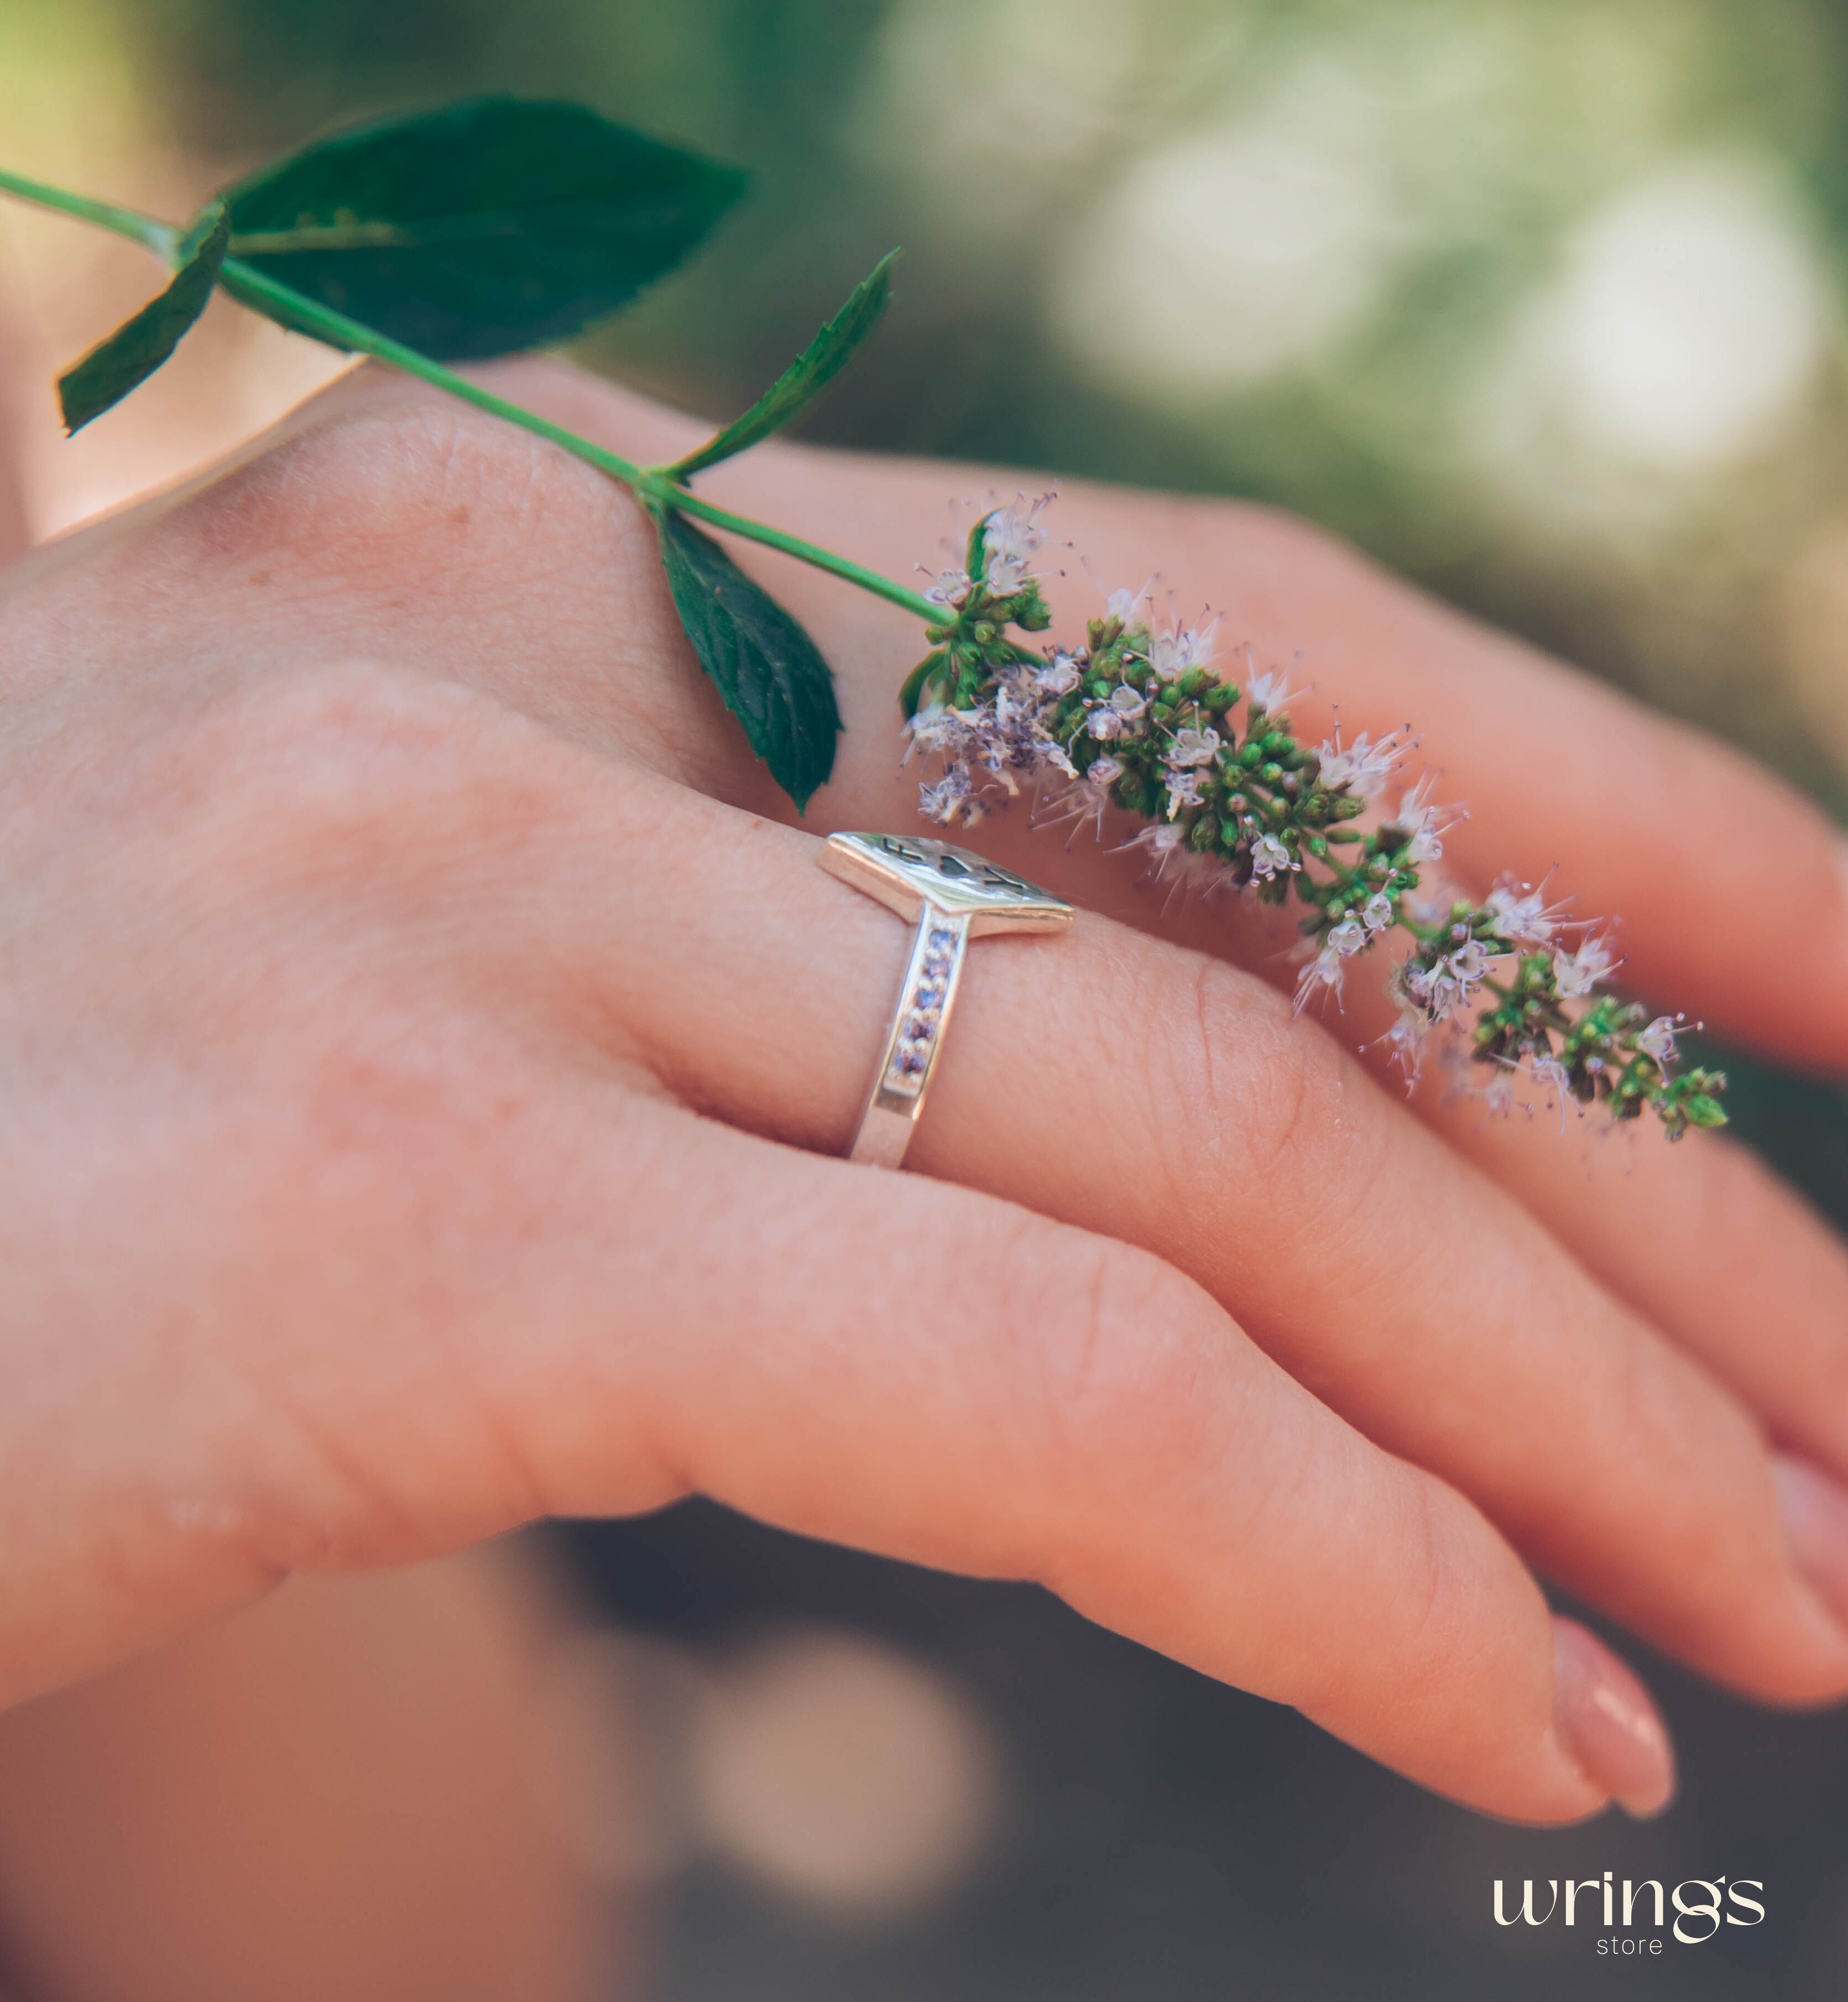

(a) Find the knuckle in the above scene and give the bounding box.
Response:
[178,660,594,886]
[1147,949,1377,1227]
[1006,1223,1223,1493]
[1396,1477,1474,1661]
[165,393,643,604]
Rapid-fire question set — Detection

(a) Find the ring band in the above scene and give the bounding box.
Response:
[819,832,1075,1170]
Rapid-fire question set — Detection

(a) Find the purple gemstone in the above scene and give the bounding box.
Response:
[915,983,944,1008]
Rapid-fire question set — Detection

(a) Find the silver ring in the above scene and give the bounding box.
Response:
[819,832,1075,1170]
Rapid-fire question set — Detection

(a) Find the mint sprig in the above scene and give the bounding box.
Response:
[0,99,1728,1139]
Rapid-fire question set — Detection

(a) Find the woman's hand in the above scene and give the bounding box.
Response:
[3,357,1847,1826]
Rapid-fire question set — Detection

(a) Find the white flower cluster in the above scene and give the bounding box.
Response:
[920,494,1053,611]
[900,496,1716,1138]
[981,494,1051,595]
[1315,724,1410,803]
[909,679,1076,827]
[1295,889,1398,1005]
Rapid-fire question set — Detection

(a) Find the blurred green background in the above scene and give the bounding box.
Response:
[9,0,1842,1200]
[6,1,1848,1995]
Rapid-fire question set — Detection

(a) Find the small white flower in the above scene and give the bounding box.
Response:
[981,495,1051,594]
[1295,946,1346,1009]
[1400,960,1447,1016]
[1037,755,1122,841]
[1034,652,1082,696]
[1244,664,1299,713]
[1125,822,1201,888]
[1315,727,1406,803]
[1149,618,1219,681]
[1086,754,1124,789]
[1389,775,1456,867]
[1106,577,1154,626]
[1449,939,1491,983]
[1087,682,1147,741]
[1361,891,1395,934]
[1164,725,1221,768]
[918,769,974,825]
[1636,1015,1679,1066]
[1485,881,1565,946]
[1325,917,1368,958]
[1250,832,1294,879]
[905,703,970,760]
[1482,1071,1517,1116]
[1401,937,1490,1025]
[1164,769,1205,816]
[1133,823,1186,864]
[923,567,970,608]
[1531,1054,1572,1097]
[1552,936,1616,999]
[1380,1002,1431,1080]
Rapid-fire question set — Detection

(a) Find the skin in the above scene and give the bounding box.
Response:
[0,355,1845,1856]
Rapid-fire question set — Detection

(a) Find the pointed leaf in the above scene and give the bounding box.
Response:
[655,509,839,810]
[59,204,229,434]
[219,97,745,361]
[670,251,897,479]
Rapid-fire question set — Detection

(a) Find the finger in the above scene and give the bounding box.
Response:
[519,757,1848,1708]
[1291,943,1848,1499]
[484,1087,1645,1824]
[497,361,1848,1077]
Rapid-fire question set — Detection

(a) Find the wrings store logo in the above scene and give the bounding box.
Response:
[1495,1875,1765,1953]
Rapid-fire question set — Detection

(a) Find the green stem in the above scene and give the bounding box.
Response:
[0,168,943,623]
[0,165,177,258]
[234,259,940,617]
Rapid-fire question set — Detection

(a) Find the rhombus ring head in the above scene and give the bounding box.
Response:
[819,831,1075,936]
[818,832,1075,1170]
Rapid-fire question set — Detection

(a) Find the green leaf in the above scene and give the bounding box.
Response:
[654,508,840,810]
[669,250,897,479]
[58,203,229,434]
[218,97,745,361]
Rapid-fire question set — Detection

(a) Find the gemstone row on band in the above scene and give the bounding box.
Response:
[883,911,964,1094]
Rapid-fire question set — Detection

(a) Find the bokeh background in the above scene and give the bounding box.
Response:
[4,1,1848,1995]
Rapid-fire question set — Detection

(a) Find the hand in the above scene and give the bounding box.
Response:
[3,358,1846,1826]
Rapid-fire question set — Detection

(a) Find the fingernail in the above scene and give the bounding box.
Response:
[1773,1452,1848,1638]
[1552,1617,1677,1819]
